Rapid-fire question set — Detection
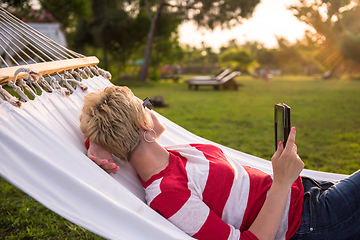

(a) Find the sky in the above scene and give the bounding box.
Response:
[178,0,312,51]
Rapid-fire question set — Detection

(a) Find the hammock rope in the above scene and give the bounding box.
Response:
[0,7,112,107]
[0,7,71,62]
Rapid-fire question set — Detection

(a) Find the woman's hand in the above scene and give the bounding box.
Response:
[249,127,304,240]
[87,141,120,174]
[271,127,304,187]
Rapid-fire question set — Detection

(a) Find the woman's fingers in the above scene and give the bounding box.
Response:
[271,141,284,162]
[272,127,296,162]
[88,154,107,165]
[88,154,120,174]
[104,163,120,174]
[283,127,296,153]
[97,161,119,173]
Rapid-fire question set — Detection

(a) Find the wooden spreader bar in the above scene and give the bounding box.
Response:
[0,56,99,85]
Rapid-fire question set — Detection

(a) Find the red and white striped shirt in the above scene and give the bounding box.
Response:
[141,144,303,240]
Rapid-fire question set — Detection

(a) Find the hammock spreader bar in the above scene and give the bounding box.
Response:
[0,56,100,84]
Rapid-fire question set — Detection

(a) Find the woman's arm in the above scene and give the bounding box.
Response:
[249,127,304,240]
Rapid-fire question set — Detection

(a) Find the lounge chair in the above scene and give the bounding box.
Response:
[187,71,241,90]
[185,69,231,82]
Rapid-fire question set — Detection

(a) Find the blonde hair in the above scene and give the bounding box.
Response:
[80,86,152,162]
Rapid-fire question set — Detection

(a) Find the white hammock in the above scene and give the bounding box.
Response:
[0,76,346,240]
[0,7,346,240]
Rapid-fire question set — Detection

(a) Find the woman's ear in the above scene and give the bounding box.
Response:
[139,121,151,131]
[138,109,154,131]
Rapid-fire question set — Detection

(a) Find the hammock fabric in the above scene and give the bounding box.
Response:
[0,76,346,240]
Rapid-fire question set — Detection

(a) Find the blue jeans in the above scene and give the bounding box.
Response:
[290,171,360,240]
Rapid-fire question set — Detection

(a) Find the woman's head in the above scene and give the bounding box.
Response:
[80,86,153,162]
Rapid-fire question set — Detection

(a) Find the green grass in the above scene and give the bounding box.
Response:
[1,75,360,238]
[0,177,103,239]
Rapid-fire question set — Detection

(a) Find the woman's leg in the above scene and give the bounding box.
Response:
[291,170,360,240]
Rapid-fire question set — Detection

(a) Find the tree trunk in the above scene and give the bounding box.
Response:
[138,0,165,82]
[101,38,108,70]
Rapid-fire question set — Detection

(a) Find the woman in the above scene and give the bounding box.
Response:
[80,86,360,240]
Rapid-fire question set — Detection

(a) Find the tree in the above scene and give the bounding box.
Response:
[71,0,149,70]
[242,41,275,68]
[39,0,92,32]
[1,0,91,32]
[179,44,217,75]
[289,0,360,77]
[138,0,261,82]
[140,13,183,80]
[70,0,181,79]
[1,0,30,10]
[219,47,255,73]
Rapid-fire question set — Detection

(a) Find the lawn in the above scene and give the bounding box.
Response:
[1,75,360,238]
[129,75,360,175]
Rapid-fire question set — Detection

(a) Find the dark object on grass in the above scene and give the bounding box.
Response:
[150,96,168,107]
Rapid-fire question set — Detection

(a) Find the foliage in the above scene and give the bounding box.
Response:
[0,0,31,10]
[1,1,41,22]
[14,7,56,23]
[147,13,183,80]
[217,39,321,75]
[219,47,255,72]
[165,0,260,29]
[242,41,276,68]
[39,0,92,31]
[138,0,262,81]
[6,0,358,78]
[289,0,360,77]
[220,37,322,76]
[71,0,147,70]
[69,0,184,80]
[179,43,219,75]
[271,37,317,74]
[1,0,91,31]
